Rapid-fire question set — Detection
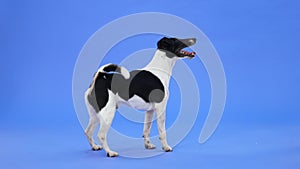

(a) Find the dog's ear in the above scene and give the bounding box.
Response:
[157,37,171,50]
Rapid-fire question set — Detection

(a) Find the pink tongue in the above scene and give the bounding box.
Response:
[181,50,196,56]
[183,50,196,55]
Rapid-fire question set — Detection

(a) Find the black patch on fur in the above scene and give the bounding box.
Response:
[87,86,100,112]
[157,37,185,58]
[102,64,121,73]
[91,70,165,112]
[94,73,109,112]
[157,37,195,58]
[128,70,165,103]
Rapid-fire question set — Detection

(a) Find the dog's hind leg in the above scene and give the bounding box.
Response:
[143,110,156,149]
[85,114,102,151]
[84,91,102,151]
[97,91,118,157]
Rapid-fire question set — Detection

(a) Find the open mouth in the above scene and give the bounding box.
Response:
[179,49,196,57]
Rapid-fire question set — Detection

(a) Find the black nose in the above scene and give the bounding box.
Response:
[177,38,196,47]
[187,38,196,45]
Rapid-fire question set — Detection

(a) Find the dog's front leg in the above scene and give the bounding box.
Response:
[156,107,172,152]
[143,110,156,149]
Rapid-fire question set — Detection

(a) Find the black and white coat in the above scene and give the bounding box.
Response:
[84,37,196,157]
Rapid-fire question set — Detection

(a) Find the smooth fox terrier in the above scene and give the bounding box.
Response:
[84,37,196,157]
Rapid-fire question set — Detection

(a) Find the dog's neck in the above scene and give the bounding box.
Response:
[143,49,178,87]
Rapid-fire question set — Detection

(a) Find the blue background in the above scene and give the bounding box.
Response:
[1,0,299,168]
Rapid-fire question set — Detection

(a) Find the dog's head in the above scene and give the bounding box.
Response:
[157,37,196,59]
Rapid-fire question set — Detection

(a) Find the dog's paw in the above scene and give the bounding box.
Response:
[162,145,173,152]
[145,143,156,149]
[106,151,119,157]
[91,145,102,151]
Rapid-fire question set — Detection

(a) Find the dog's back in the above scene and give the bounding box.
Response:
[86,64,165,113]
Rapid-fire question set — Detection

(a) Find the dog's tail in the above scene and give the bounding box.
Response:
[98,63,130,79]
[87,63,130,94]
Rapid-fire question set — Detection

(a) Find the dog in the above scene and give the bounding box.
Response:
[84,37,196,157]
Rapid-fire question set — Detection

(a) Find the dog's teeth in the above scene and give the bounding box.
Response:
[181,50,196,56]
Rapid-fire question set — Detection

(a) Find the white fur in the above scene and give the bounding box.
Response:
[141,50,177,151]
[84,90,102,151]
[120,66,130,79]
[127,95,154,111]
[143,50,178,87]
[85,49,178,157]
[98,63,130,79]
